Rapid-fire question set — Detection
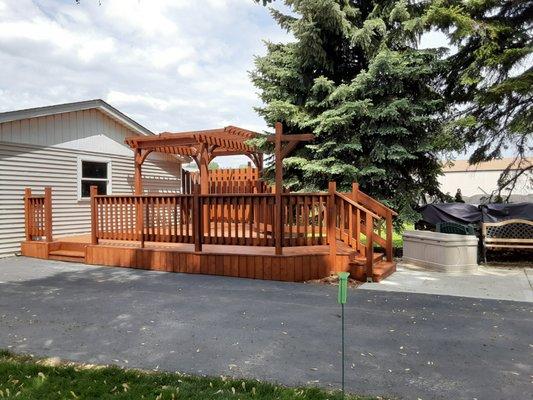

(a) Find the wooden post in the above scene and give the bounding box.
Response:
[385,209,393,262]
[134,148,143,195]
[328,181,337,269]
[351,182,359,203]
[139,197,145,248]
[44,187,53,243]
[365,213,374,282]
[90,185,98,245]
[193,184,202,252]
[198,149,210,195]
[24,188,32,241]
[274,122,283,255]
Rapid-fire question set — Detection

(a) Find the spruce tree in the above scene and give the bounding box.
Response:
[252,0,455,222]
[427,0,532,200]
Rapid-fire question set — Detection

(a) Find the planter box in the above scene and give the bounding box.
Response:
[402,230,478,274]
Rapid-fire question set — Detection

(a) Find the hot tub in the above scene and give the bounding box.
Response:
[402,230,478,274]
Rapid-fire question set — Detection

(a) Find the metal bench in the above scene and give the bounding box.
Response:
[436,222,475,235]
[482,219,533,262]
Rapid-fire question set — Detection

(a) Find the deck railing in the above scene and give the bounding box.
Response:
[23,182,395,278]
[90,190,331,249]
[23,187,52,242]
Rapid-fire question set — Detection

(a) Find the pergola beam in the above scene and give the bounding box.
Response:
[126,125,265,196]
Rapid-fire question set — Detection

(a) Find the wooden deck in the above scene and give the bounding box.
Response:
[22,182,397,283]
[21,234,395,282]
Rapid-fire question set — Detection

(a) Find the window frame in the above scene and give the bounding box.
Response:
[77,156,112,201]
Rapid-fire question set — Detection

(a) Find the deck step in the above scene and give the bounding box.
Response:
[57,242,88,252]
[48,249,85,263]
[350,252,384,265]
[348,253,395,282]
[371,261,396,282]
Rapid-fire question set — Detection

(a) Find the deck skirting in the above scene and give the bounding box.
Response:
[21,240,356,282]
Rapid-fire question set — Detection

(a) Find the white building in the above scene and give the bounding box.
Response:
[0,100,186,257]
[439,158,533,202]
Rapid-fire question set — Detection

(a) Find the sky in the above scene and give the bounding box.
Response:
[0,0,449,167]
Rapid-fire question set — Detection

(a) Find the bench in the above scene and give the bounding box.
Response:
[436,222,475,235]
[482,219,533,262]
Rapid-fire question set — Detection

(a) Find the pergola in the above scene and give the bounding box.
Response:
[125,126,265,195]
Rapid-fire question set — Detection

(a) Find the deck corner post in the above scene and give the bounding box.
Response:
[328,181,337,271]
[44,187,53,243]
[24,188,32,241]
[90,185,98,245]
[193,184,203,252]
[365,213,374,282]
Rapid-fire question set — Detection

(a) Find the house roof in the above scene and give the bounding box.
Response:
[0,99,153,136]
[443,157,533,172]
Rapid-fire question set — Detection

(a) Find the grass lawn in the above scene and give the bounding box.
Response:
[392,223,413,249]
[0,350,377,400]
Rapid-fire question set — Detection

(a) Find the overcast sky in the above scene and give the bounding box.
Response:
[0,0,448,167]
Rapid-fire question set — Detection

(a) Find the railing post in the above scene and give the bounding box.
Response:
[24,188,32,241]
[351,182,359,203]
[385,209,393,262]
[193,184,203,252]
[90,185,98,245]
[328,182,337,269]
[138,197,145,248]
[365,213,374,282]
[274,192,283,255]
[44,187,53,243]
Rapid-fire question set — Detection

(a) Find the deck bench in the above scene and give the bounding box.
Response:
[482,219,533,262]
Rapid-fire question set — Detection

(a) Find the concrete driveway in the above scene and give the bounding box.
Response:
[362,263,533,302]
[1,257,532,400]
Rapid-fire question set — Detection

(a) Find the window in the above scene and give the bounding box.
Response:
[78,158,111,199]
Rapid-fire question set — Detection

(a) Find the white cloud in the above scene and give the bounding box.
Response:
[0,0,292,165]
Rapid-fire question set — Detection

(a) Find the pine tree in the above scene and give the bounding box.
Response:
[251,0,456,222]
[427,0,532,200]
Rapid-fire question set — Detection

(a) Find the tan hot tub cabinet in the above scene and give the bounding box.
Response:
[402,230,479,274]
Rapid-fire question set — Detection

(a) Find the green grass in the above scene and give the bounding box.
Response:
[0,350,377,400]
[392,223,413,249]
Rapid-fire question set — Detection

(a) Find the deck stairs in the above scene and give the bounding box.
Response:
[48,241,87,263]
[336,241,396,282]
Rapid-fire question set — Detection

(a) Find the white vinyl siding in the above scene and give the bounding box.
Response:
[0,108,134,154]
[0,108,182,258]
[0,141,181,258]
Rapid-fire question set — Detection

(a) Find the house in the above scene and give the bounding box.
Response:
[439,158,533,203]
[0,99,187,258]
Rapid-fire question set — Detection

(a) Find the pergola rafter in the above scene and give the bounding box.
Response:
[125,126,264,195]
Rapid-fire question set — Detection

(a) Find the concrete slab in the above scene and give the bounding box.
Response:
[362,264,533,302]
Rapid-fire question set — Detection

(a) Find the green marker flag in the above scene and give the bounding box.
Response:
[337,272,349,304]
[337,272,349,398]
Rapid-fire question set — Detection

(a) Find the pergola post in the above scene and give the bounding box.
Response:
[197,145,210,195]
[274,122,283,255]
[134,148,143,195]
[133,148,152,248]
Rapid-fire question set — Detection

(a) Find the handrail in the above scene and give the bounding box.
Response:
[354,187,398,217]
[94,194,194,198]
[334,191,381,220]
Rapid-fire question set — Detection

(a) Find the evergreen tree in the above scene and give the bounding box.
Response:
[252,0,456,222]
[427,0,532,200]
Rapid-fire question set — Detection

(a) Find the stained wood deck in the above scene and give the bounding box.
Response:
[22,234,397,283]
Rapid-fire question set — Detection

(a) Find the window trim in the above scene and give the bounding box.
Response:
[77,156,112,201]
